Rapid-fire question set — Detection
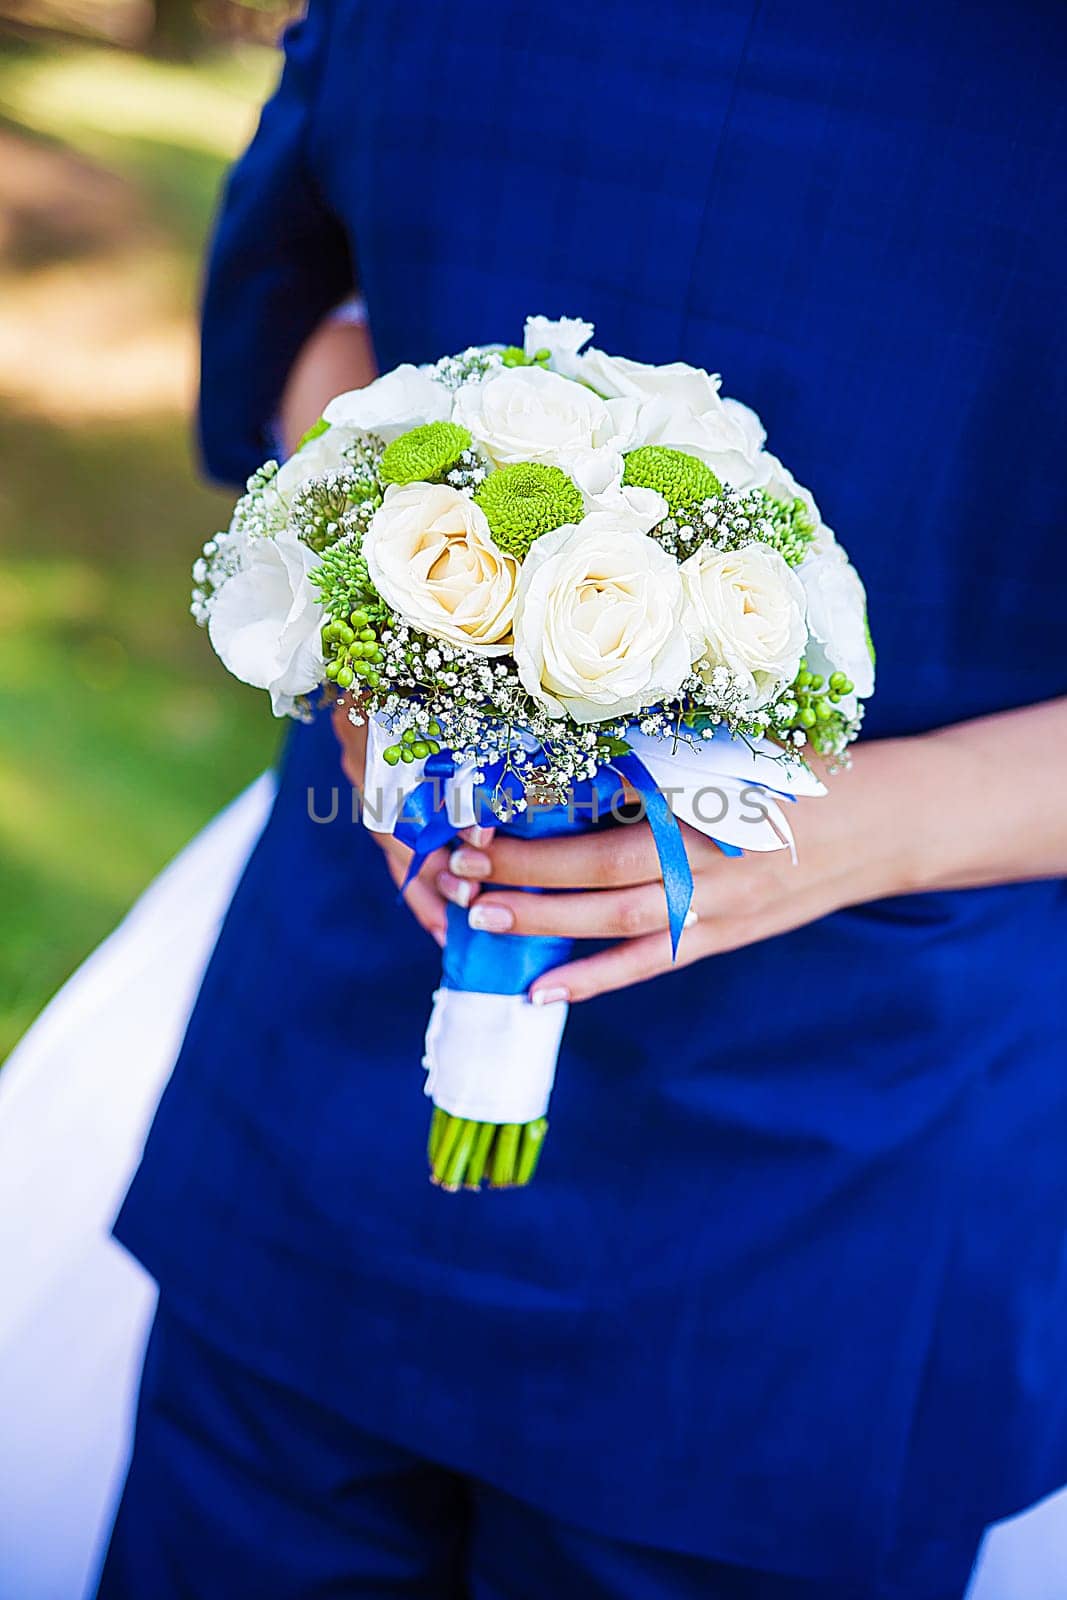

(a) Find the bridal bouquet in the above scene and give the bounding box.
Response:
[193,316,874,1190]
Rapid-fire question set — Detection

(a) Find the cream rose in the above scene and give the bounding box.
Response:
[363,483,518,653]
[512,514,693,723]
[682,542,808,709]
[207,533,324,717]
[452,366,635,469]
[322,365,451,440]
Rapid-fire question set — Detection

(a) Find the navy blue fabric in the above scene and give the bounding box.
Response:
[97,1303,973,1599]
[117,1,1067,1593]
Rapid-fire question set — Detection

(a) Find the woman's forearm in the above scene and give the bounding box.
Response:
[896,697,1067,892]
[279,314,378,455]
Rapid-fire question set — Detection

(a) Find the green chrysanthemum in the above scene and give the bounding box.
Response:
[379,421,472,487]
[622,445,721,511]
[474,463,584,558]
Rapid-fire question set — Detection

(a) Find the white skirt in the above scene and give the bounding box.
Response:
[0,770,1060,1600]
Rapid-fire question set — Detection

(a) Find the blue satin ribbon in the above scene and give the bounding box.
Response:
[395,745,706,960]
[609,752,694,956]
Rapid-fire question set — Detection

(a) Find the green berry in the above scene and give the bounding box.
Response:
[411,741,430,759]
[350,608,369,628]
[400,746,415,763]
[799,706,817,728]
[402,727,417,744]
[383,745,401,766]
[335,666,354,688]
[324,659,340,680]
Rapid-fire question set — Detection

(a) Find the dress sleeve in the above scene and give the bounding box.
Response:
[198,0,354,486]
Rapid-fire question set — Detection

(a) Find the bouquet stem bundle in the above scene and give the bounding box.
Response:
[428,1109,548,1190]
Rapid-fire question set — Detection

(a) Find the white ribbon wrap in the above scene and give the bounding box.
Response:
[423,989,567,1123]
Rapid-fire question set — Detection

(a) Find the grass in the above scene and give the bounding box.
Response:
[0,36,282,1056]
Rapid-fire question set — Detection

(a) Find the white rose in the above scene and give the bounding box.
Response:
[797,542,875,699]
[208,533,324,717]
[363,483,518,653]
[682,542,808,710]
[512,515,693,723]
[452,366,635,469]
[522,314,595,376]
[322,365,451,441]
[576,348,768,490]
[566,445,669,526]
[273,424,357,504]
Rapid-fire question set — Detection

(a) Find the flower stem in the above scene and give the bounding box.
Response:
[430,1111,464,1184]
[515,1118,548,1186]
[427,1106,448,1165]
[489,1123,521,1188]
[464,1122,496,1190]
[442,1118,478,1190]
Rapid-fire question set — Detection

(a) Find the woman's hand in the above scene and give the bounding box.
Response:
[433,699,1067,1004]
[434,739,912,1002]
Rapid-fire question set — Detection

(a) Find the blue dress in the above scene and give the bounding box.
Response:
[116,1,1067,1592]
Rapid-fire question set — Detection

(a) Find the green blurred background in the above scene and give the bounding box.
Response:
[0,0,296,1056]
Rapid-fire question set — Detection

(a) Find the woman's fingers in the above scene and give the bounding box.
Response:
[529,928,692,1004]
[438,879,694,941]
[448,822,662,890]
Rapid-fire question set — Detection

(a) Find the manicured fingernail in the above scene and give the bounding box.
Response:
[432,925,446,948]
[450,846,490,878]
[684,907,699,928]
[461,824,495,848]
[469,902,513,932]
[530,986,569,1006]
[436,871,472,908]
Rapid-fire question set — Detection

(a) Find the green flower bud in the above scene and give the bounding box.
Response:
[379,421,473,487]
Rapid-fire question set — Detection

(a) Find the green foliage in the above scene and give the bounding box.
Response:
[0,39,277,1060]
